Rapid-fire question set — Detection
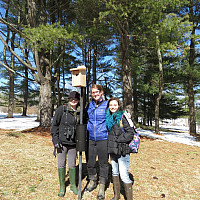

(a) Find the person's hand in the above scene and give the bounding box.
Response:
[54,142,63,149]
[53,142,62,157]
[125,110,131,119]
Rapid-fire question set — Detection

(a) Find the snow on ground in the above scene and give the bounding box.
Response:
[0,113,39,131]
[0,113,200,147]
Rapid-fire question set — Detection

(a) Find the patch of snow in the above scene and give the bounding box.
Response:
[138,128,200,147]
[0,113,39,131]
[0,113,199,147]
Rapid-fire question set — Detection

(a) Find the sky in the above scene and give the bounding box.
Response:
[0,113,200,148]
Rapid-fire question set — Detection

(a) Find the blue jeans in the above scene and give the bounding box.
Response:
[110,153,132,184]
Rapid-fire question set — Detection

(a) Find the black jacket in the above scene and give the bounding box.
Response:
[51,103,80,146]
[107,115,135,156]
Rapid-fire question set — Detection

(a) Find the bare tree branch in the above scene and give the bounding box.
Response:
[0,61,37,83]
[0,33,36,71]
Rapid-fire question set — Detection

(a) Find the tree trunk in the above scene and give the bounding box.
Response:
[22,49,29,116]
[40,80,52,127]
[155,34,163,134]
[121,22,133,116]
[7,32,16,118]
[34,49,52,127]
[86,48,91,103]
[143,94,146,125]
[26,0,52,127]
[7,71,14,118]
[188,77,196,134]
[3,0,13,118]
[93,42,97,84]
[188,25,196,134]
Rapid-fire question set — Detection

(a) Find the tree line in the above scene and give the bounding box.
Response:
[0,0,200,134]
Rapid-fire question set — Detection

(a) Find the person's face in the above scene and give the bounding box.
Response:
[69,98,79,107]
[109,100,119,113]
[91,88,103,101]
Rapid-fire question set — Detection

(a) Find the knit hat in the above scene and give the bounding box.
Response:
[69,91,80,100]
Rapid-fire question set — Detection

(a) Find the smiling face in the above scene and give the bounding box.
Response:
[109,100,119,113]
[91,88,103,102]
[69,98,79,109]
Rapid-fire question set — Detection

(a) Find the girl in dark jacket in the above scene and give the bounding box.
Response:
[106,97,134,200]
[51,91,80,197]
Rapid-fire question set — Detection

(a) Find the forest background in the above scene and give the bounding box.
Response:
[0,0,200,136]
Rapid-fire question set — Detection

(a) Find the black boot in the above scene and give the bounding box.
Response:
[58,167,66,197]
[124,183,133,200]
[97,183,105,200]
[111,176,120,200]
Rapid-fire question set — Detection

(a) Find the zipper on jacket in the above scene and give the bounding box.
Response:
[94,106,97,141]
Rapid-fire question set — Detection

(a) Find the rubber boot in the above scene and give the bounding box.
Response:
[58,167,66,197]
[124,183,133,200]
[111,176,120,200]
[97,184,105,200]
[69,167,78,195]
[85,180,97,192]
[85,174,97,192]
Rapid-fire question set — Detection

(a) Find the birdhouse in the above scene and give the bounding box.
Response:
[70,65,86,87]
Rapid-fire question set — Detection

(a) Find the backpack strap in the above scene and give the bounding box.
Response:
[119,114,139,135]
[92,100,105,113]
[119,115,125,133]
[63,104,68,118]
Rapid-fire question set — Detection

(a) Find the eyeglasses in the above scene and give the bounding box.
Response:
[92,90,100,95]
[69,98,78,102]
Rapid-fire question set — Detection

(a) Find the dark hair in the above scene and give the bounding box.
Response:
[69,91,80,100]
[107,97,122,111]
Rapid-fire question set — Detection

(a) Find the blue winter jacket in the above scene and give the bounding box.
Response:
[86,99,108,141]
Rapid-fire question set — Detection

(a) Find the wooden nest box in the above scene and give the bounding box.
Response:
[70,65,86,87]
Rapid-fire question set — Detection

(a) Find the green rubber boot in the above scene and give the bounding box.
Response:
[58,167,66,197]
[69,167,78,195]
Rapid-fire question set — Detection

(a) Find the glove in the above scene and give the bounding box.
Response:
[53,142,63,158]
[54,142,63,149]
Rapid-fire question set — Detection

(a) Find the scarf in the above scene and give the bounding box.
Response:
[106,109,123,132]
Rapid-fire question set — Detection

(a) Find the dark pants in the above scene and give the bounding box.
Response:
[87,140,109,184]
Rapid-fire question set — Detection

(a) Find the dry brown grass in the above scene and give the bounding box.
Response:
[0,128,200,200]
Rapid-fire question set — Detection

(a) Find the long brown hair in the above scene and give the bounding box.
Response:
[107,97,122,111]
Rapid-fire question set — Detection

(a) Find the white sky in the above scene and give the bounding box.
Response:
[0,113,200,148]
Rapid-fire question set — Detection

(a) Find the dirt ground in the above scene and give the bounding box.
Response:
[0,127,200,200]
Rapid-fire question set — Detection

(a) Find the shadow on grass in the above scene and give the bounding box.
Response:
[64,160,135,199]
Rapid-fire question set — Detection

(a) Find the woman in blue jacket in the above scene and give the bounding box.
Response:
[85,84,108,200]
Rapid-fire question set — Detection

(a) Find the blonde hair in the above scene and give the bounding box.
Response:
[91,84,103,93]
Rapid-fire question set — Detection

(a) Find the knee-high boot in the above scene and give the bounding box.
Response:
[124,183,133,200]
[111,176,120,200]
[58,167,66,197]
[69,167,78,195]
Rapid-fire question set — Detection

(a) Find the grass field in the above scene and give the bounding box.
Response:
[0,128,200,200]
